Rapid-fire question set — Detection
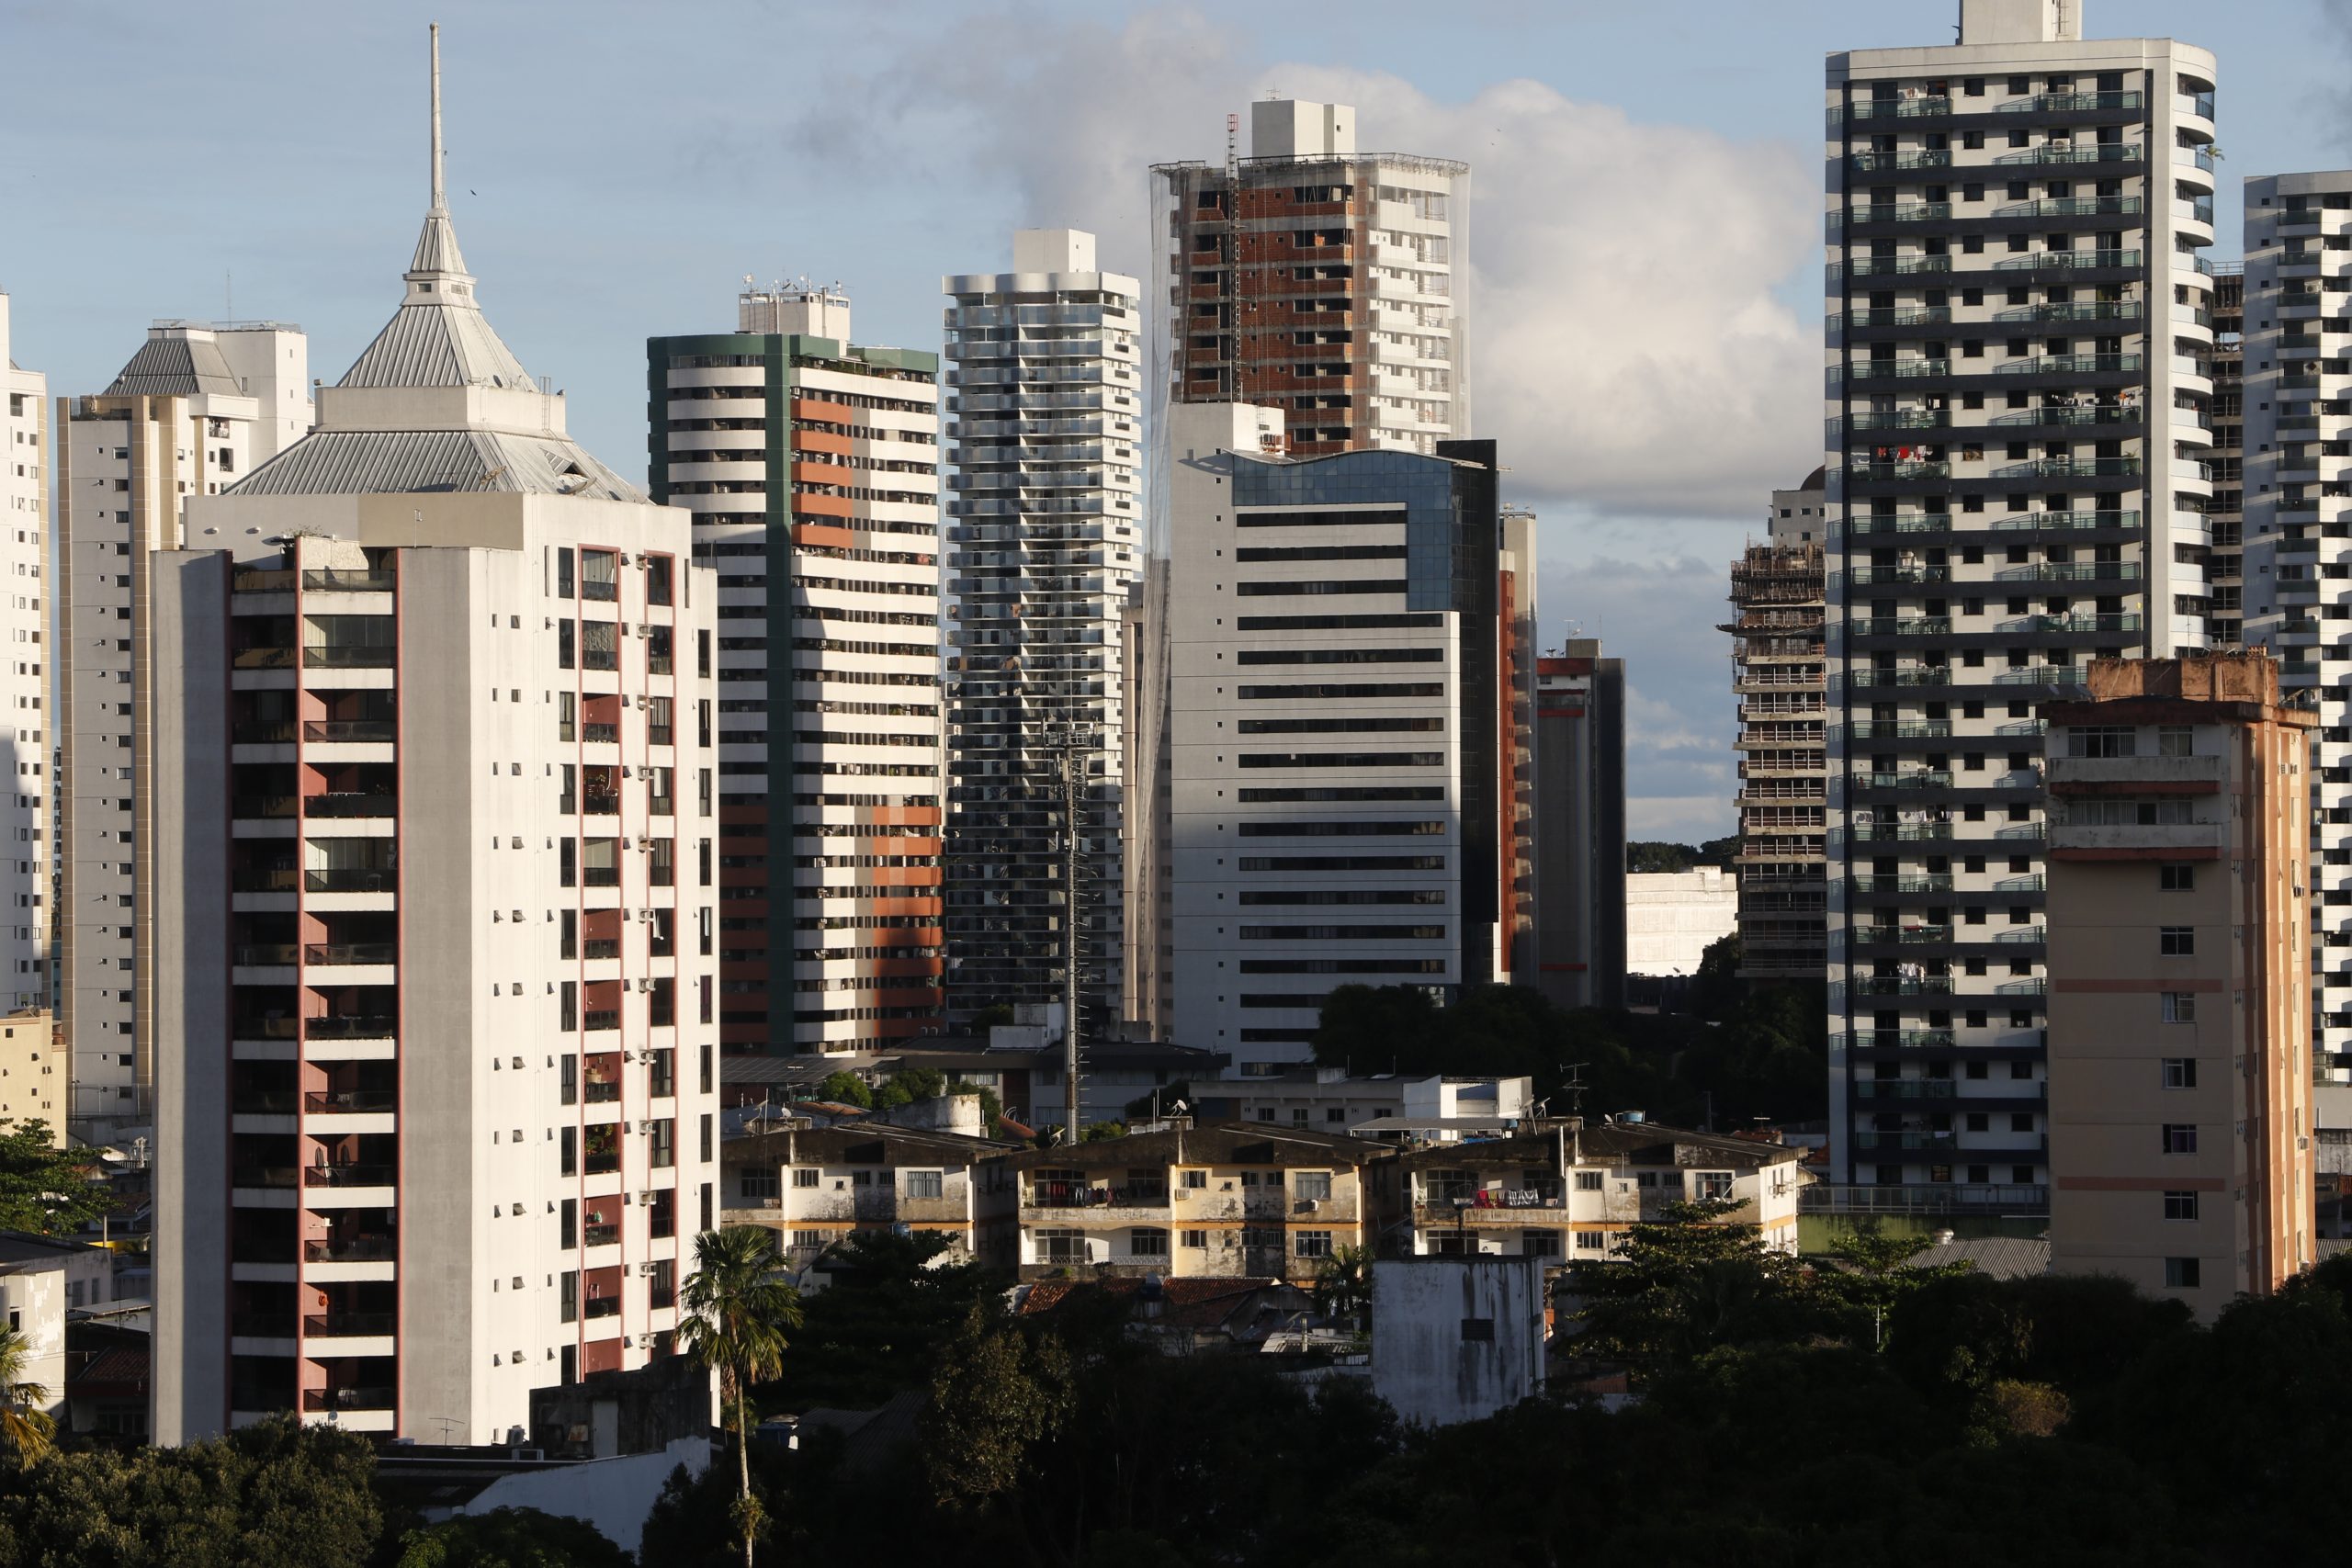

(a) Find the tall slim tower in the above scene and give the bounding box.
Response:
[57,319,310,1138]
[1727,474,1830,985]
[153,28,718,1445]
[2243,171,2352,1089]
[648,288,945,1055]
[0,297,48,1018]
[1153,100,1467,457]
[940,231,1143,1027]
[1820,1,2220,1200]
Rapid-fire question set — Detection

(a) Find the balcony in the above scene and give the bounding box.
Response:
[302,1387,395,1413]
[303,1236,397,1265]
[305,1164,396,1188]
[1996,90,2143,114]
[1992,249,2141,274]
[304,1015,395,1041]
[306,870,394,894]
[304,1089,397,1115]
[306,942,395,965]
[1993,197,2143,220]
[302,1312,396,1337]
[1848,151,1952,173]
[1992,301,2144,324]
[1841,96,1951,121]
[1844,1031,1956,1050]
[302,646,396,669]
[304,720,396,743]
[1992,144,2143,166]
[302,570,396,593]
[1851,976,1955,996]
[1801,1184,2047,1216]
[1851,1080,1957,1100]
[1853,1131,1957,1153]
[305,794,397,819]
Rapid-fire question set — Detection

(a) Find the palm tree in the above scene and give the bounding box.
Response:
[678,1226,802,1568]
[0,1323,52,1465]
[1313,1244,1374,1329]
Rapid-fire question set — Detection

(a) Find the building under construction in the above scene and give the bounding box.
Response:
[1151,99,1467,456]
[1725,474,1830,982]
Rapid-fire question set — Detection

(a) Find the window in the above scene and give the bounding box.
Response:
[2162,994,2196,1024]
[1521,1229,1562,1258]
[558,618,574,670]
[1294,1170,1333,1201]
[1182,1229,1207,1248]
[581,548,618,602]
[560,1125,576,1176]
[2160,864,2195,891]
[2160,927,2194,956]
[2165,1257,2201,1289]
[1295,1230,1334,1258]
[1129,1228,1170,1259]
[648,1120,675,1169]
[1575,1170,1604,1191]
[2156,726,2193,757]
[1182,1168,1206,1190]
[556,547,575,599]
[2164,1191,2199,1221]
[1575,1230,1609,1251]
[1037,1230,1087,1265]
[739,1170,778,1201]
[1694,1171,1734,1201]
[2163,1057,2198,1089]
[2162,1123,2199,1155]
[793,1168,820,1188]
[560,1197,577,1249]
[560,1269,578,1323]
[2066,726,2134,758]
[905,1168,944,1200]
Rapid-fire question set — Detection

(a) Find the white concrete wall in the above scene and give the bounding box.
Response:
[1368,1257,1544,1427]
[1623,870,1737,977]
[455,1436,711,1552]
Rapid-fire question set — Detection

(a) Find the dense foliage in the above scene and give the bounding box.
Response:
[395,1506,632,1568]
[1311,976,1826,1128]
[1626,838,1738,874]
[0,1119,110,1235]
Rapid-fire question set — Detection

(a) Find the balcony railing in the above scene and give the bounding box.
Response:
[304,1015,396,1040]
[303,1387,395,1412]
[1025,1181,1170,1209]
[1844,1030,1955,1049]
[305,942,395,965]
[305,794,397,818]
[303,1236,397,1264]
[1851,1080,1957,1100]
[305,1089,397,1114]
[1801,1184,2048,1215]
[302,646,397,668]
[302,570,396,592]
[304,720,397,742]
[304,1164,396,1187]
[1854,1131,1958,1152]
[303,1312,396,1337]
[1996,89,2143,114]
[306,870,394,894]
[1993,249,2141,273]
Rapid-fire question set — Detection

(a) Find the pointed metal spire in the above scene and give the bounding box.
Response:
[430,22,446,215]
[408,21,469,280]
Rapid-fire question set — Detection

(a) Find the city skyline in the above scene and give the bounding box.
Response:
[15,0,2346,839]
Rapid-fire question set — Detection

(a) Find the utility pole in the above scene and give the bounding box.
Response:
[1060,745,1083,1145]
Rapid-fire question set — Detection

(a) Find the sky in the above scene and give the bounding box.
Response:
[6,0,2349,840]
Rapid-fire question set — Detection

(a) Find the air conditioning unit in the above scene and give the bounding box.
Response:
[639,1190,657,1205]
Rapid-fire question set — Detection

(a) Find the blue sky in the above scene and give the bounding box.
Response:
[6,0,2346,837]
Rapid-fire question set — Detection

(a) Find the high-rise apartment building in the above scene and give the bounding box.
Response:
[940,231,1142,1028]
[1498,506,1539,981]
[2045,654,2313,1315]
[1531,643,1625,1010]
[57,319,311,1136]
[1154,99,1467,457]
[0,297,49,1018]
[153,30,718,1444]
[1165,402,1505,1068]
[2206,263,2243,649]
[648,288,944,1056]
[1821,1,2220,1194]
[2242,171,2352,1088]
[1728,475,1830,984]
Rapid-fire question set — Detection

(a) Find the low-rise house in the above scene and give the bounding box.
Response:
[978,1122,1386,1284]
[1013,1275,1318,1356]
[0,1232,113,1416]
[1375,1121,1804,1262]
[720,1122,1012,1267]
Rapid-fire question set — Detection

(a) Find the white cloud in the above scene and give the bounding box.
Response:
[787,7,1821,519]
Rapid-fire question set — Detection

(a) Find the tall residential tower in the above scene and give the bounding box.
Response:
[941,231,1142,1027]
[1820,0,2220,1198]
[649,288,945,1055]
[58,319,311,1137]
[1153,99,1467,457]
[0,297,49,1020]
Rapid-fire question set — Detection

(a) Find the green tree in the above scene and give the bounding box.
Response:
[396,1506,633,1567]
[886,1066,948,1103]
[815,1071,872,1110]
[763,1231,996,1410]
[1625,840,1699,874]
[922,1304,1073,1513]
[1078,1121,1126,1142]
[0,1413,382,1567]
[1818,1228,1976,1350]
[0,1122,107,1236]
[0,1324,52,1466]
[1573,1198,1853,1367]
[678,1227,804,1568]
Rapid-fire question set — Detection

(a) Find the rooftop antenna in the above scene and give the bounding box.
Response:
[429,22,446,215]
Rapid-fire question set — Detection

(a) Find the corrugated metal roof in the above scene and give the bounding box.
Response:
[104,334,242,399]
[231,427,645,502]
[411,209,467,276]
[338,292,535,391]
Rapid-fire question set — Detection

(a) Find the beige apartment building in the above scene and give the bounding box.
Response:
[2045,654,2313,1315]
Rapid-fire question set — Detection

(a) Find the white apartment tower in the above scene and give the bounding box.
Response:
[941,230,1143,1026]
[0,297,47,1017]
[1821,1,2220,1198]
[648,289,945,1055]
[1165,402,1507,1070]
[2243,171,2352,1089]
[57,316,311,1136]
[153,28,719,1445]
